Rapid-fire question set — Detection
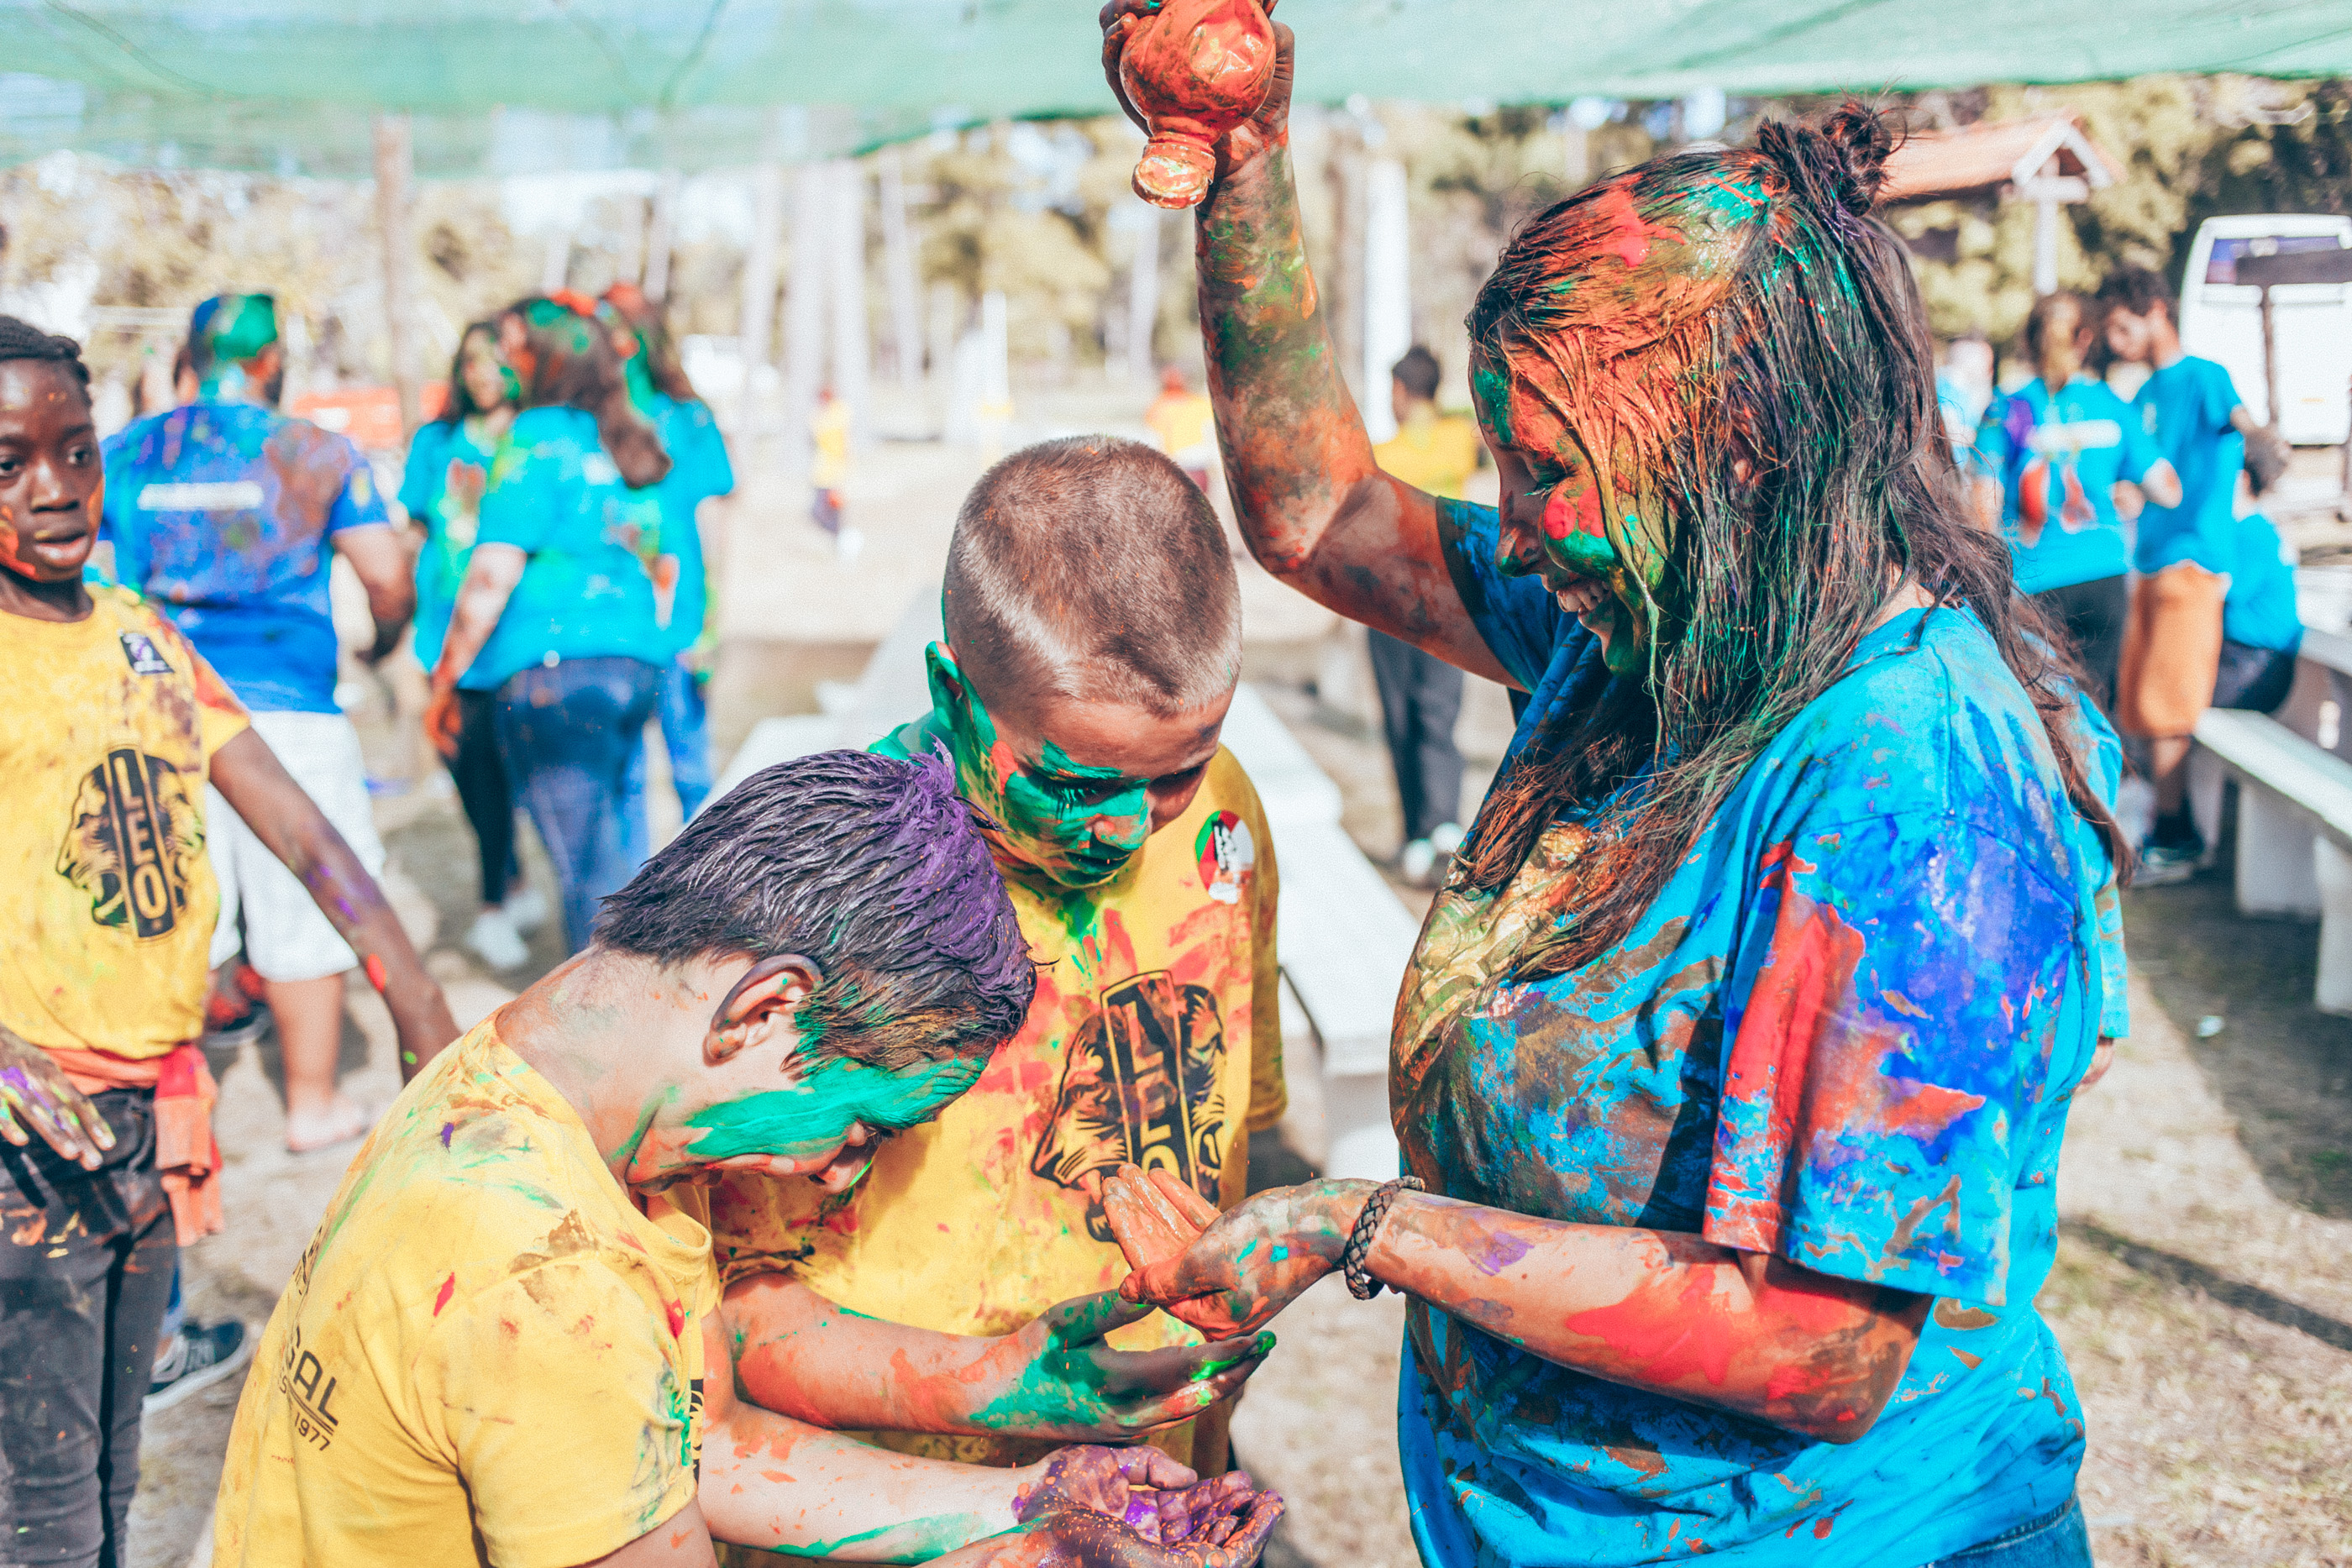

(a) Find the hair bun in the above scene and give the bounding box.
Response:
[1819,102,1895,214]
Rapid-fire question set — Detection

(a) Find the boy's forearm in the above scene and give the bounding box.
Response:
[208,730,459,1078]
[723,1276,1003,1434]
[697,1396,1024,1559]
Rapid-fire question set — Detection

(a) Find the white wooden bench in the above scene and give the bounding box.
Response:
[2189,705,2352,1012]
[711,585,1420,1177]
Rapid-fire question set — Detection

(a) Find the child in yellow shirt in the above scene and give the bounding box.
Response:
[213,748,1283,1567]
[0,316,456,1565]
[712,435,1285,1481]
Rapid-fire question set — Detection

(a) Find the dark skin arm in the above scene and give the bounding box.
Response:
[333,523,417,665]
[1099,5,1510,685]
[208,728,459,1079]
[1108,1167,1928,1445]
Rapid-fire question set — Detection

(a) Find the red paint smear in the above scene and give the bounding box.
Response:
[666,1299,685,1338]
[1541,477,1607,542]
[433,1272,456,1316]
[1562,1269,1739,1387]
[363,953,388,993]
[1589,185,1656,269]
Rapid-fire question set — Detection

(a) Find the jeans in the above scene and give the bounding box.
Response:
[448,688,520,906]
[1919,1497,2092,1568]
[0,1089,177,1568]
[618,659,716,866]
[493,656,662,954]
[1368,627,1466,843]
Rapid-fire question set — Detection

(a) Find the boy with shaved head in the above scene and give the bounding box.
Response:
[713,435,1287,1481]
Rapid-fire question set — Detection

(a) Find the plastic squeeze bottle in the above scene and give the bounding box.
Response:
[1114,0,1278,209]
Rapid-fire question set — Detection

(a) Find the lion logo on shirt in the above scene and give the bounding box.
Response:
[56,749,205,940]
[1032,971,1230,1242]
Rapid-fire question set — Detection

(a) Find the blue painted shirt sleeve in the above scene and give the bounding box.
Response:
[1704,809,2085,1305]
[325,435,391,536]
[1436,497,1570,693]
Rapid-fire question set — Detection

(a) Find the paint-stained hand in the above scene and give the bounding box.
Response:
[0,1024,116,1171]
[974,1290,1273,1438]
[1012,1445,1286,1568]
[1099,0,1294,183]
[423,684,465,760]
[1114,1177,1373,1339]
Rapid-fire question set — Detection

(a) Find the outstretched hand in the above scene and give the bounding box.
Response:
[0,1024,115,1171]
[1105,1167,1371,1340]
[978,1290,1274,1439]
[1013,1445,1285,1568]
[1098,0,1295,185]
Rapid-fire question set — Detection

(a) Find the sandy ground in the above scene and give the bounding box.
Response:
[126,414,2352,1565]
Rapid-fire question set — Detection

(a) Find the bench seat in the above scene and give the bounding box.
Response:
[2191,706,2352,1012]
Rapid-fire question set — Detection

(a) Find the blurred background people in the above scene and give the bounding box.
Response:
[1367,345,1480,884]
[810,384,859,561]
[601,283,735,847]
[1974,291,2177,718]
[102,292,414,1155]
[398,320,547,970]
[2213,451,2303,720]
[1937,331,1994,463]
[422,294,672,953]
[1145,363,1216,490]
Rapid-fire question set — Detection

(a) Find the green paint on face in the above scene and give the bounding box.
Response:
[681,1050,984,1165]
[921,643,1152,889]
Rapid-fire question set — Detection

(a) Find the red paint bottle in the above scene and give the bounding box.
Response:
[1116,0,1278,209]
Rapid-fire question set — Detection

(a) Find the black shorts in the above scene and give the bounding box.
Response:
[2212,639,2297,715]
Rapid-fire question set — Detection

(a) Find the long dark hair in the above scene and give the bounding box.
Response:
[501,294,670,489]
[601,282,699,403]
[1463,106,2125,979]
[435,319,517,426]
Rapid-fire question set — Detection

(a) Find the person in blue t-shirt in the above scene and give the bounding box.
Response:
[2214,456,2303,717]
[1095,37,2123,1565]
[1974,291,2178,716]
[397,321,548,972]
[601,284,736,851]
[422,294,673,955]
[2097,265,2293,882]
[102,292,416,1155]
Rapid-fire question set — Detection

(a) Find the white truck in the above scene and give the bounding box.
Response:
[2177,213,2352,447]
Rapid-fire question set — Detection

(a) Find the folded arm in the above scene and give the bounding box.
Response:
[1115,1176,1926,1444]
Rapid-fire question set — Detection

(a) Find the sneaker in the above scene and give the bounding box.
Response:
[145,1320,252,1413]
[1399,838,1438,884]
[2135,838,2203,886]
[500,886,551,938]
[465,909,530,970]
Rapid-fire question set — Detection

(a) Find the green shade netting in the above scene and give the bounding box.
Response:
[3,0,2347,175]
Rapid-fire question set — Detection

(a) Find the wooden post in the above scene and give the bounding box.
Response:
[643,167,681,303]
[877,148,923,387]
[371,113,420,428]
[2258,284,2281,433]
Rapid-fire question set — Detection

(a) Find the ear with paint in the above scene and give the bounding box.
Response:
[704,953,825,1067]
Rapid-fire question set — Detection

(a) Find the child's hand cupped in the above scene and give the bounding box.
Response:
[1105,1167,1374,1340]
[1013,1445,1287,1568]
[975,1289,1273,1439]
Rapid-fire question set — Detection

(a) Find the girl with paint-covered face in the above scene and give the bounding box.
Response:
[1096,11,2127,1566]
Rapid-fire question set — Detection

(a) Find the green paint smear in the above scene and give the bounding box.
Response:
[682,1051,984,1163]
[756,1511,1000,1562]
[1193,1332,1277,1381]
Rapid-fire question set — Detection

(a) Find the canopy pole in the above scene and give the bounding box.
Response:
[877,149,923,389]
[784,161,829,472]
[828,160,873,450]
[372,113,419,427]
[1128,204,1163,389]
[1362,155,1411,444]
[644,168,680,302]
[738,155,785,438]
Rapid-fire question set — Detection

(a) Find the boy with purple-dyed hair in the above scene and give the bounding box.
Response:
[213,748,1281,1568]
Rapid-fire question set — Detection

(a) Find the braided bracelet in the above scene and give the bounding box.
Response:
[1342,1176,1425,1299]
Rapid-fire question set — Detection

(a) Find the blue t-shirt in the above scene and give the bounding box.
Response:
[1395,501,2118,1566]
[2132,355,2244,578]
[643,393,735,660]
[1975,377,2157,595]
[2223,511,2302,654]
[397,417,502,674]
[465,406,669,692]
[102,398,390,713]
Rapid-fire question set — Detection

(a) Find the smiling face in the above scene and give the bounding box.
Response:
[459,329,516,413]
[927,642,1231,888]
[0,359,102,591]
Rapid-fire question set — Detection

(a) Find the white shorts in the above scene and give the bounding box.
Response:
[206,710,386,983]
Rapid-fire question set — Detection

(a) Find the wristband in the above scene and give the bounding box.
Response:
[1342,1176,1425,1300]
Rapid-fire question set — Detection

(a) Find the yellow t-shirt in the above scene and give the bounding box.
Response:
[214,1021,714,1568]
[0,585,247,1058]
[709,747,1284,1469]
[1373,408,1483,501]
[811,399,853,490]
